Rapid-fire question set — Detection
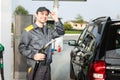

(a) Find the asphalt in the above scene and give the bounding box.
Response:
[51,34,80,80]
[51,43,74,80]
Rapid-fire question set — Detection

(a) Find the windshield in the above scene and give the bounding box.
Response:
[77,24,94,44]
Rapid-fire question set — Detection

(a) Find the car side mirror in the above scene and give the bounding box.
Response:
[68,40,78,46]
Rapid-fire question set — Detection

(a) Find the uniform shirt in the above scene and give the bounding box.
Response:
[18,20,64,67]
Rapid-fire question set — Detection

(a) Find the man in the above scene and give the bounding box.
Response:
[18,7,64,80]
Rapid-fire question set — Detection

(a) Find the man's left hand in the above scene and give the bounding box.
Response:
[49,12,59,22]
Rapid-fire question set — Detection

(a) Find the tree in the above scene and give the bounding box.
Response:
[75,14,84,23]
[74,14,87,27]
[14,5,29,15]
[64,22,72,30]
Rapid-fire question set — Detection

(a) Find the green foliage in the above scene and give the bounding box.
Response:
[75,14,84,23]
[64,22,72,30]
[65,30,82,34]
[14,5,29,15]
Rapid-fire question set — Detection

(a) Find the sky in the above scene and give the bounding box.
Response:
[12,0,120,22]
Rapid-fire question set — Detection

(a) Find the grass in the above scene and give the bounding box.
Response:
[65,30,82,34]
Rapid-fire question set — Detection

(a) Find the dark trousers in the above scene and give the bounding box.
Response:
[27,64,51,80]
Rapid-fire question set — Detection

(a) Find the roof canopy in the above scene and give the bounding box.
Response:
[32,0,87,1]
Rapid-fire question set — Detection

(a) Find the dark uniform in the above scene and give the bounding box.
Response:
[18,20,64,80]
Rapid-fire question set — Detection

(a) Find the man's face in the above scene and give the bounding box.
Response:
[36,11,49,23]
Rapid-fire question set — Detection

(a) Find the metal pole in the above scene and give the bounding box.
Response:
[53,0,64,51]
[53,0,59,14]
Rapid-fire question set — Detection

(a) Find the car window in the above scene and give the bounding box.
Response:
[78,23,95,44]
[116,29,120,48]
[105,49,120,64]
[81,32,95,52]
[106,25,120,50]
[78,22,96,52]
[77,27,87,44]
[105,24,120,64]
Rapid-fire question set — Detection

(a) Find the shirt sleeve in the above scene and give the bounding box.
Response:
[18,30,35,59]
[51,20,65,39]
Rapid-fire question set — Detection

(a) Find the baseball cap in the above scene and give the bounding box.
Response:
[36,7,50,14]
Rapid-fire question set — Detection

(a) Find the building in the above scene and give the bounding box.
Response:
[65,20,88,30]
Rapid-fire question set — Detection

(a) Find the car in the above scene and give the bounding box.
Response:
[68,16,120,80]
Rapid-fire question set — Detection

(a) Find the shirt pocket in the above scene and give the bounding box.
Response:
[30,36,44,50]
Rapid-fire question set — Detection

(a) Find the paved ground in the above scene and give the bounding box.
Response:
[51,43,74,80]
[51,34,79,80]
[63,34,80,41]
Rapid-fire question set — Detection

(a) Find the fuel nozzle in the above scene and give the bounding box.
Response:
[0,43,4,52]
[0,43,5,80]
[0,43,4,58]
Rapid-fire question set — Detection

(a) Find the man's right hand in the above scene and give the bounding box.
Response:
[33,53,46,61]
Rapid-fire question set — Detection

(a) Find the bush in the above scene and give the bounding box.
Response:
[64,22,72,30]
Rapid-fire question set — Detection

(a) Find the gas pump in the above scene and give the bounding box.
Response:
[0,43,4,80]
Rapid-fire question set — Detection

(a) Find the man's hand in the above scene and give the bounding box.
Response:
[50,12,59,22]
[33,53,46,61]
